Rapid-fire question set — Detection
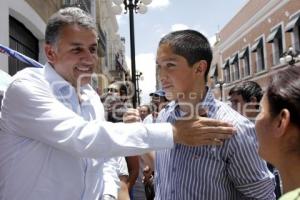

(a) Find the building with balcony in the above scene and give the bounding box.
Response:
[210,0,300,100]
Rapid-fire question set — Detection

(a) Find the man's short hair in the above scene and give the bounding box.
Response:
[229,81,263,103]
[45,7,97,45]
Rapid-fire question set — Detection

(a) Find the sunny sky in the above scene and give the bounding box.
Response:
[117,0,248,104]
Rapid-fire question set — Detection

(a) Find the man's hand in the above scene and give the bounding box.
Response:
[142,165,154,185]
[172,117,236,146]
[123,108,141,123]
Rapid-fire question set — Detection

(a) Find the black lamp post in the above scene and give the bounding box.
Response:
[112,0,152,108]
[216,80,225,101]
[136,71,143,106]
[211,75,225,101]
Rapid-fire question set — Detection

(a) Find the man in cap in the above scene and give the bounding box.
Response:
[143,90,168,124]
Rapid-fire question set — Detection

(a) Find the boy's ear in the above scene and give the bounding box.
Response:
[194,60,207,75]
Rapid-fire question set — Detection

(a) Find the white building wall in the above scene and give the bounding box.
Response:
[0,0,46,73]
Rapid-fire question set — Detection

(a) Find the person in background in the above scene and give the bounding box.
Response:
[228,80,282,199]
[102,83,139,198]
[138,105,151,122]
[140,90,168,200]
[102,157,130,200]
[0,8,236,200]
[228,81,263,121]
[132,92,164,200]
[255,66,300,200]
[143,90,168,124]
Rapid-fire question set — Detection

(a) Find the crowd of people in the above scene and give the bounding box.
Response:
[1,6,300,200]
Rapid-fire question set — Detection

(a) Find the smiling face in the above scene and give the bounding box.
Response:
[156,44,204,101]
[45,24,98,87]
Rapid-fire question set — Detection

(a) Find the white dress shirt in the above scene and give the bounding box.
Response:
[143,114,155,124]
[0,63,173,200]
[102,157,128,199]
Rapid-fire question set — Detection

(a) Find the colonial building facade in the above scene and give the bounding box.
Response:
[210,0,300,100]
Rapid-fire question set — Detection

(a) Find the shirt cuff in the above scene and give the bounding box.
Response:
[102,187,118,199]
[144,123,174,150]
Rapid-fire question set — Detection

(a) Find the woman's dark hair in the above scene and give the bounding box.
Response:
[266,66,300,127]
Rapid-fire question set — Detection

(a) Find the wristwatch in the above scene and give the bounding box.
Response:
[102,194,117,200]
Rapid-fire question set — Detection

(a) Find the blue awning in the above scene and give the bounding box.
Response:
[209,64,218,78]
[229,54,238,64]
[239,47,248,59]
[221,60,229,69]
[267,26,281,43]
[285,14,300,32]
[251,38,263,52]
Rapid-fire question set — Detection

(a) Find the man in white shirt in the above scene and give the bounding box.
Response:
[0,7,235,200]
[143,90,168,124]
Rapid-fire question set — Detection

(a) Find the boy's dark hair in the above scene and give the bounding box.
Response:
[229,81,263,103]
[159,29,212,82]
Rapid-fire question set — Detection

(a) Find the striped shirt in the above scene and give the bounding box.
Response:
[154,89,276,200]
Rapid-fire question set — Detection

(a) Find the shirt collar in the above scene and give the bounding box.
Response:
[44,63,92,101]
[44,62,73,93]
[165,87,218,118]
[200,88,218,117]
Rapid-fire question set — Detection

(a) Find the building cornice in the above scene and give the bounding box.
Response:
[219,0,289,53]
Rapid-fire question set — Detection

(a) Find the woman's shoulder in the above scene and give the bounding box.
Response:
[280,188,300,200]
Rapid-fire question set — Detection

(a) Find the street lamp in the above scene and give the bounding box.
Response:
[211,72,225,101]
[135,71,143,105]
[279,47,300,65]
[215,80,225,101]
[112,0,152,108]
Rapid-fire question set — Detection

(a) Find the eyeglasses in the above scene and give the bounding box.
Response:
[104,88,119,93]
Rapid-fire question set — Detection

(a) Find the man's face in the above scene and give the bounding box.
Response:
[45,24,98,87]
[139,106,150,120]
[150,95,167,111]
[105,85,120,96]
[229,93,260,119]
[156,44,198,101]
[229,93,245,114]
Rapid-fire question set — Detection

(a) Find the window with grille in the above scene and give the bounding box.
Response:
[9,16,39,76]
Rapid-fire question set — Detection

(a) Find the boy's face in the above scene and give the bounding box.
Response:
[156,44,199,101]
[45,24,98,87]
